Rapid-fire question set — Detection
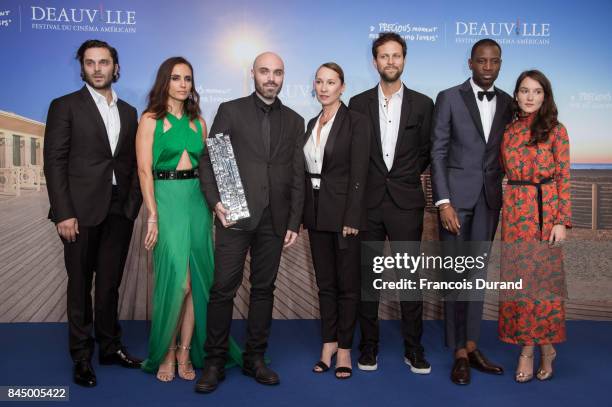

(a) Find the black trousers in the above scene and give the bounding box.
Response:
[204,207,284,367]
[63,187,134,362]
[308,190,361,349]
[359,192,425,354]
[439,188,500,350]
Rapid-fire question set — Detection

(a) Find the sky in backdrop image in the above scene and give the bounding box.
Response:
[0,0,611,165]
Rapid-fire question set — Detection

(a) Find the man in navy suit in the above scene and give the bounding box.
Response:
[430,38,512,385]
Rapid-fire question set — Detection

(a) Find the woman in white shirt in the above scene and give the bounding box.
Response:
[303,63,370,379]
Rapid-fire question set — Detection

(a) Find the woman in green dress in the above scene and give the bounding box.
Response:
[136,57,242,382]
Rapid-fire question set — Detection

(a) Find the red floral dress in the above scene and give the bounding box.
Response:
[498,113,571,345]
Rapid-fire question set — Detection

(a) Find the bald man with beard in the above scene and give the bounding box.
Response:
[196,52,305,393]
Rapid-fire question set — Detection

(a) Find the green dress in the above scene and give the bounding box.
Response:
[142,113,242,372]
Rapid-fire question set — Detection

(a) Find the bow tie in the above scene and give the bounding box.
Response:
[477,90,496,101]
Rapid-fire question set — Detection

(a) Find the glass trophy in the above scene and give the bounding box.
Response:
[205,133,250,222]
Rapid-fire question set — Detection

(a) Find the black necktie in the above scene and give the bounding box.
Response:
[477,90,496,101]
[260,104,271,158]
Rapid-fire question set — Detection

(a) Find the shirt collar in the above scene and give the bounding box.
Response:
[469,77,495,97]
[253,91,281,111]
[378,82,404,103]
[85,83,118,107]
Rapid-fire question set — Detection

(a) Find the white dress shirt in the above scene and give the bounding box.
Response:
[434,79,498,207]
[85,83,121,185]
[470,77,496,142]
[378,83,404,171]
[304,112,336,189]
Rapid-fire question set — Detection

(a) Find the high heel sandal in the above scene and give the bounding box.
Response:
[176,344,196,380]
[312,350,337,373]
[514,352,534,383]
[334,350,353,380]
[536,350,557,381]
[334,366,352,380]
[156,346,177,382]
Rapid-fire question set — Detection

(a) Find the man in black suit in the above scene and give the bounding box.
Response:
[349,33,433,374]
[196,52,304,393]
[430,38,512,385]
[43,40,142,387]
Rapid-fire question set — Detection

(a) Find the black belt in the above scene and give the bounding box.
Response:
[153,168,199,180]
[507,177,553,231]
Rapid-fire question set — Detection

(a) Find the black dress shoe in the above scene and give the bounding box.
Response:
[451,357,470,385]
[73,360,97,387]
[195,365,225,393]
[242,359,280,385]
[99,347,142,368]
[468,349,504,375]
[404,351,432,374]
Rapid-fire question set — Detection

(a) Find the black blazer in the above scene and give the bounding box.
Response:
[43,86,141,226]
[348,85,433,210]
[199,94,305,236]
[430,79,512,210]
[302,103,370,232]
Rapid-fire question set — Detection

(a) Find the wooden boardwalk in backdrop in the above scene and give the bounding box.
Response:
[1,188,612,323]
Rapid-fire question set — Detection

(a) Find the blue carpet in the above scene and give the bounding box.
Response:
[0,320,610,407]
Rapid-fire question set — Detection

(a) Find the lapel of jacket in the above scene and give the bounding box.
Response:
[321,102,347,173]
[303,115,316,174]
[367,86,383,157]
[114,100,129,157]
[367,85,389,175]
[459,79,486,143]
[79,86,112,154]
[487,88,508,145]
[390,85,412,171]
[304,113,318,146]
[302,114,318,193]
[270,99,285,159]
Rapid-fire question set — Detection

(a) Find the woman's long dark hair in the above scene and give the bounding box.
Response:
[145,57,201,121]
[512,69,558,145]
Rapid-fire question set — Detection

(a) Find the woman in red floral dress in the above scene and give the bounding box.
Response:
[498,70,571,383]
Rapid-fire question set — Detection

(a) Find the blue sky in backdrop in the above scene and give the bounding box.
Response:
[1,0,610,163]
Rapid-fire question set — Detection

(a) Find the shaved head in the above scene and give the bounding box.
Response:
[253,52,284,70]
[251,51,285,102]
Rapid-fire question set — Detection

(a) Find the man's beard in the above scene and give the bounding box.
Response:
[379,67,403,83]
[83,72,113,90]
[255,81,282,99]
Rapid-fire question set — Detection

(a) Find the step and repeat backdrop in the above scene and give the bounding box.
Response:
[1,0,611,322]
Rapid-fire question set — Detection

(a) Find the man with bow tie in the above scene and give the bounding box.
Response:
[430,38,512,385]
